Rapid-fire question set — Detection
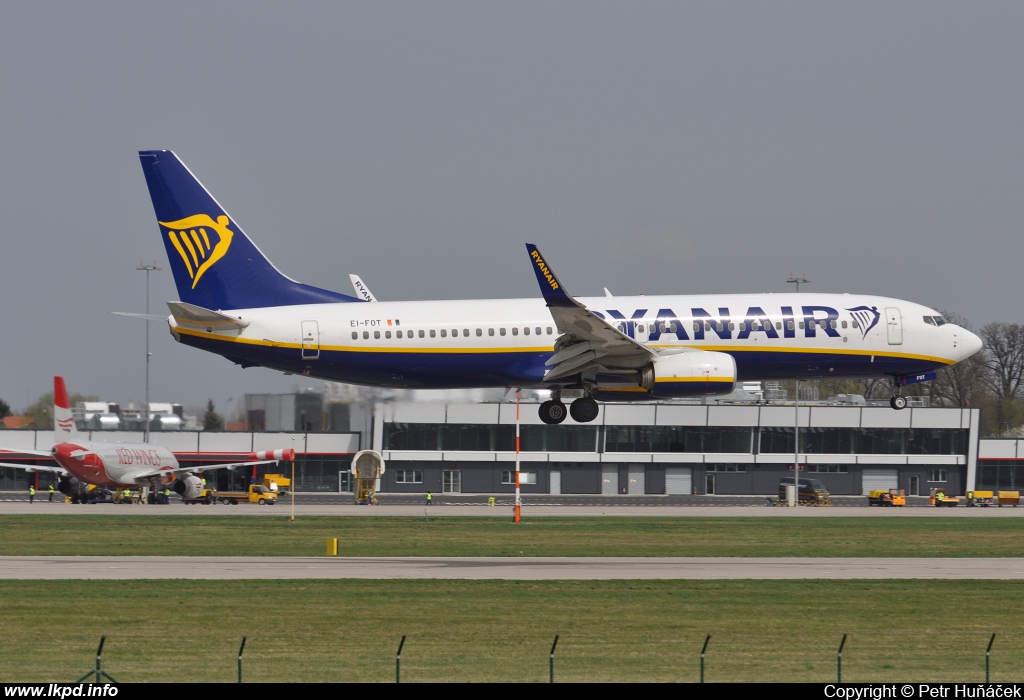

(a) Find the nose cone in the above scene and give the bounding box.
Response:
[960,328,983,361]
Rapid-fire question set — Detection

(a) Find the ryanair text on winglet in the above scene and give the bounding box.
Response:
[530,250,559,291]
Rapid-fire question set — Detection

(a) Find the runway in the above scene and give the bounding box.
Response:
[3,555,1023,580]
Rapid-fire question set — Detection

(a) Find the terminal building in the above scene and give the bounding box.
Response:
[3,387,1009,498]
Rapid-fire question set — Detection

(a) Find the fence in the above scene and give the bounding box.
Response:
[3,632,1022,683]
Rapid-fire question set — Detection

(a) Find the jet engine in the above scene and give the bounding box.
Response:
[172,474,204,500]
[640,350,737,398]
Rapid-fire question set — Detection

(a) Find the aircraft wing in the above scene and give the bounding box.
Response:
[0,462,68,476]
[131,459,281,480]
[525,244,654,381]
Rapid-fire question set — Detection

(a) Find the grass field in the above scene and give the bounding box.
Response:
[2,579,1023,683]
[3,514,1023,682]
[0,514,1022,557]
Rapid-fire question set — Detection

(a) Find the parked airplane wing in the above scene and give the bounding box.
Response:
[525,244,654,381]
[0,462,67,475]
[132,449,295,480]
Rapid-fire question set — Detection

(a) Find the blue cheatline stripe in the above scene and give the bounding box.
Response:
[179,331,951,389]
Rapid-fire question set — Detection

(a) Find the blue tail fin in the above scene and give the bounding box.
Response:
[138,150,359,309]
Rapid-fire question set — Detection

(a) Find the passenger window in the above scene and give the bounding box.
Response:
[374,331,380,339]
[463,329,469,337]
[397,330,403,338]
[524,327,530,335]
[351,332,358,340]
[476,328,482,336]
[488,328,495,336]
[739,322,747,331]
[452,329,458,337]
[786,321,794,331]
[852,320,859,329]
[547,327,553,335]
[440,329,447,338]
[419,330,425,338]
[799,322,805,329]
[430,330,436,338]
[500,328,506,336]
[728,322,734,331]
[829,320,837,330]
[693,322,700,332]
[535,327,541,335]
[512,328,519,336]
[363,331,369,339]
[385,331,392,339]
[841,321,847,329]
[716,322,723,332]
[776,322,782,330]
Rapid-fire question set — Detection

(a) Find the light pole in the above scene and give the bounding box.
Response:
[136,261,161,443]
[787,274,809,506]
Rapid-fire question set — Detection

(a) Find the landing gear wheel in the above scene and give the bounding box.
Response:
[890,395,907,410]
[539,400,567,425]
[569,397,600,423]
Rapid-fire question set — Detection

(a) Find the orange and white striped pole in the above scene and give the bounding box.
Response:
[514,394,521,523]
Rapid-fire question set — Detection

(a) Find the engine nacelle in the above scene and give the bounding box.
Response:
[172,474,203,500]
[57,476,82,496]
[640,351,736,398]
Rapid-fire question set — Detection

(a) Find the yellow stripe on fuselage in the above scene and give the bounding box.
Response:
[648,343,956,366]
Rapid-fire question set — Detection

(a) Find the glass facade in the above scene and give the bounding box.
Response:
[759,428,968,455]
[977,460,1024,490]
[385,423,968,456]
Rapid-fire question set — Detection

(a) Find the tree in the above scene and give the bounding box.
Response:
[0,399,10,420]
[203,399,224,431]
[979,322,1024,435]
[23,391,97,429]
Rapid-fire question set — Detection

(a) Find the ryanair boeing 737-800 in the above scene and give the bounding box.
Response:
[138,150,982,425]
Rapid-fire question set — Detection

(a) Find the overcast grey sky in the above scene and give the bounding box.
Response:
[1,2,1021,416]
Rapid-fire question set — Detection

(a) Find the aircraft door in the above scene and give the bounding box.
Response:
[301,320,320,359]
[634,321,650,344]
[885,307,903,345]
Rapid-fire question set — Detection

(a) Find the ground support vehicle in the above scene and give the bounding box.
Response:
[215,485,277,505]
[777,478,832,506]
[868,488,906,506]
[929,488,960,507]
[998,491,1020,507]
[263,474,290,496]
[183,488,216,505]
[966,490,994,507]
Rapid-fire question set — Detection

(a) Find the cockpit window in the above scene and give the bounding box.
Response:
[933,316,946,326]
[923,316,947,326]
[923,316,936,326]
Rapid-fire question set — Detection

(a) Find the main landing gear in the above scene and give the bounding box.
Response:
[539,395,600,424]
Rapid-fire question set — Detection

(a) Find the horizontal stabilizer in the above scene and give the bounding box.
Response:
[167,302,250,331]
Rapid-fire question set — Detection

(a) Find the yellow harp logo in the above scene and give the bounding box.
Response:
[159,214,234,289]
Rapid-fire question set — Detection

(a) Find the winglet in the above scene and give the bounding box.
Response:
[525,244,576,308]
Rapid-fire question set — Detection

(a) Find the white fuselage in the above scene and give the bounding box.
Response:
[167,292,980,389]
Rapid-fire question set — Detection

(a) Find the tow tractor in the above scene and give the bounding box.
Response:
[868,488,906,507]
[929,488,960,507]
